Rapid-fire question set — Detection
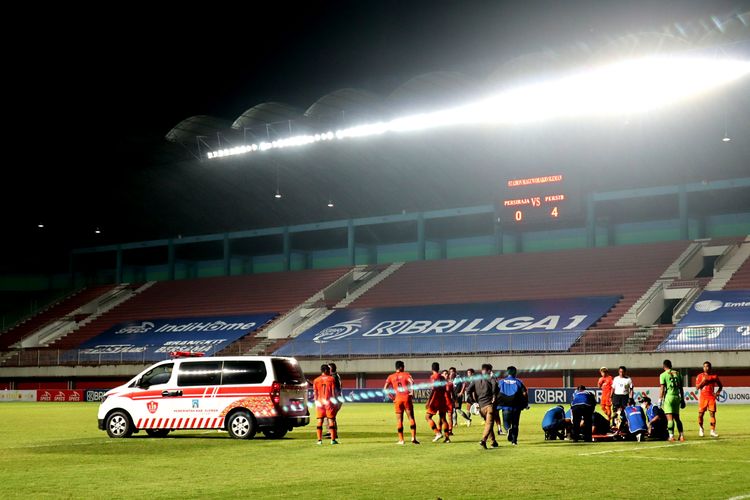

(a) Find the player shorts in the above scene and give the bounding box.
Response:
[698,396,717,413]
[600,397,612,408]
[316,404,337,419]
[662,396,681,415]
[426,399,446,415]
[394,398,414,415]
[612,394,628,410]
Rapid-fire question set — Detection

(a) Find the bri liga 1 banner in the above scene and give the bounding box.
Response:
[275,296,620,356]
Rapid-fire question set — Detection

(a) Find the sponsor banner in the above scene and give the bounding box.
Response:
[36,390,84,402]
[659,290,750,351]
[636,387,750,406]
[75,314,277,361]
[276,296,619,356]
[0,390,37,402]
[528,387,750,405]
[84,389,109,402]
[315,388,432,404]
[320,387,750,405]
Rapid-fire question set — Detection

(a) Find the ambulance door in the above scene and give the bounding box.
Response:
[130,362,176,430]
[173,360,224,430]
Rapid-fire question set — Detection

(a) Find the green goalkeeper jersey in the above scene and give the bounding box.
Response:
[660,369,682,397]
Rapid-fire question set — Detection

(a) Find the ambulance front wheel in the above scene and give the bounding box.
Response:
[227,411,257,439]
[106,410,133,438]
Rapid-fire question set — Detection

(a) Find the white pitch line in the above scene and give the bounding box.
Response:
[578,439,715,456]
[726,495,750,500]
[624,456,750,464]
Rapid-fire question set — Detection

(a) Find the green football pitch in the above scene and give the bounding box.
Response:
[1,402,748,499]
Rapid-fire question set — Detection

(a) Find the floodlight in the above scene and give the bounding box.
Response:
[206,55,750,159]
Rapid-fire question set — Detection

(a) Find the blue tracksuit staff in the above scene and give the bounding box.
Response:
[644,402,668,440]
[570,386,596,442]
[497,366,527,446]
[542,405,566,440]
[624,405,647,439]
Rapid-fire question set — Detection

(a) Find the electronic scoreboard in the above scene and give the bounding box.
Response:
[498,173,581,225]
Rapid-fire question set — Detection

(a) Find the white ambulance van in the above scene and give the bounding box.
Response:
[97,355,309,439]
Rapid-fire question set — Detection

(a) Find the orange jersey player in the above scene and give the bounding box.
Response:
[598,367,614,422]
[313,364,339,445]
[696,361,723,437]
[425,362,449,443]
[383,360,419,445]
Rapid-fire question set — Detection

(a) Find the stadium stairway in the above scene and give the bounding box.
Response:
[710,237,750,290]
[335,263,403,308]
[216,267,356,355]
[0,285,118,350]
[266,263,405,345]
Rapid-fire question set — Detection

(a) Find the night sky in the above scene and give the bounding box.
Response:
[5,0,747,272]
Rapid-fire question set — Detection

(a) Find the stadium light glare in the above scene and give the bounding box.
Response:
[722,135,731,142]
[327,200,334,208]
[37,223,44,228]
[207,56,750,159]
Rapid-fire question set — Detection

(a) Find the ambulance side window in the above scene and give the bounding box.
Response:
[139,363,174,388]
[177,361,222,387]
[222,361,267,385]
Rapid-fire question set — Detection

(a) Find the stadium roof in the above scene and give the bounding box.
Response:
[167,17,750,152]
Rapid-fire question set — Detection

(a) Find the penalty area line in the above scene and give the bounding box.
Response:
[578,439,716,456]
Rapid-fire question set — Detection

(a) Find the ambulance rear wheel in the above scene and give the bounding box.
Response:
[146,429,170,438]
[106,411,133,438]
[227,411,256,439]
[262,426,288,439]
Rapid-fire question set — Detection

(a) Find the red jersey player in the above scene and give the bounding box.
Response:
[696,361,723,437]
[313,364,339,445]
[441,369,455,438]
[425,362,449,443]
[597,367,614,422]
[383,360,420,445]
